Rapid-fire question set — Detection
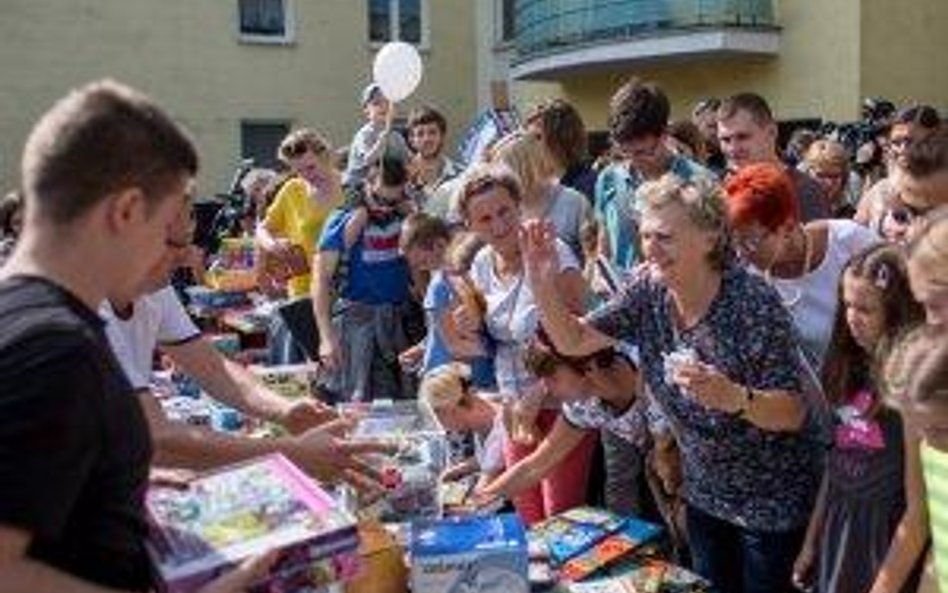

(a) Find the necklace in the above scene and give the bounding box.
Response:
[764,226,813,308]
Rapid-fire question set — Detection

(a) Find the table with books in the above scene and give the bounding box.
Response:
[146,369,709,593]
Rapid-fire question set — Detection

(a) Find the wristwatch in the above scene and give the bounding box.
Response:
[740,385,756,418]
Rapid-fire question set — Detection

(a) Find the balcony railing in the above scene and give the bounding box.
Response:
[514,0,777,62]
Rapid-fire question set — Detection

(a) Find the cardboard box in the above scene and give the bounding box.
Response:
[411,514,528,593]
[345,521,408,593]
[147,454,359,593]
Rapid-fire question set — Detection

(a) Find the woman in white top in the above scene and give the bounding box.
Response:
[725,162,880,369]
[453,163,594,525]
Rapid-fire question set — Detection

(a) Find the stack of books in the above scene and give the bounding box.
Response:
[528,507,663,582]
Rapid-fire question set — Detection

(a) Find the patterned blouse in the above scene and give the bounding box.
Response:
[586,264,819,531]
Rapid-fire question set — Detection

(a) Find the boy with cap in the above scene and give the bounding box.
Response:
[342,83,411,188]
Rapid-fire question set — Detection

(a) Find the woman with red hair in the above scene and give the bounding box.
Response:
[725,162,880,368]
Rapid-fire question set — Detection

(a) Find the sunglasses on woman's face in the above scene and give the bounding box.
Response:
[890,200,932,226]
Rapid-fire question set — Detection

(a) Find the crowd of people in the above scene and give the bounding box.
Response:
[0,75,946,593]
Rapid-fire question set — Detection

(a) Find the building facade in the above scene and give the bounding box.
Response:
[481,0,948,138]
[0,0,477,198]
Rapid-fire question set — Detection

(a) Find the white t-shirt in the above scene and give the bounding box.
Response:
[101,286,201,389]
[469,239,579,395]
[769,219,880,367]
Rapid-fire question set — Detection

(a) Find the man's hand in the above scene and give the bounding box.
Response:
[317,331,342,373]
[398,344,424,372]
[285,417,397,494]
[197,551,279,593]
[280,399,337,435]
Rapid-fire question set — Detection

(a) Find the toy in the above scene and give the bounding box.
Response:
[340,399,448,522]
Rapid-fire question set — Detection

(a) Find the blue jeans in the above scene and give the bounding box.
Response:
[686,505,805,593]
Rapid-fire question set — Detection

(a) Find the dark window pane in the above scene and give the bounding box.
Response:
[369,0,391,42]
[502,0,516,40]
[239,0,285,36]
[241,121,291,170]
[399,0,421,43]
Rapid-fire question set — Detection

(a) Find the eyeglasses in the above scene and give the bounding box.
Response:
[890,200,932,225]
[615,138,664,161]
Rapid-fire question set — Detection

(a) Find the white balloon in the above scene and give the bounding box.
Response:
[372,41,423,102]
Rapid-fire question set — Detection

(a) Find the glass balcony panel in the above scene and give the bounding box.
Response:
[514,0,776,58]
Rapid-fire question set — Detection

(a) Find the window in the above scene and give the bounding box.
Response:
[238,0,294,44]
[500,0,516,42]
[369,0,428,46]
[240,121,291,169]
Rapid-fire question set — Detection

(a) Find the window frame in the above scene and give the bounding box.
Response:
[494,0,516,47]
[239,119,293,170]
[236,0,296,46]
[368,0,431,50]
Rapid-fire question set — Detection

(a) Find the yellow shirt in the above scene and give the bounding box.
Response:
[921,440,948,593]
[263,177,340,298]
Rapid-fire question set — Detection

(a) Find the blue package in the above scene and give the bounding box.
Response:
[411,513,529,593]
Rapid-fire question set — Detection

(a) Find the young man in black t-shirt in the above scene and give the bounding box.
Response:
[0,81,266,593]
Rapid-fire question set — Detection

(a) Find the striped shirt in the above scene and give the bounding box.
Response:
[921,440,948,592]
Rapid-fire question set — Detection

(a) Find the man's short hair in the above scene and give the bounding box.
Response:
[718,92,774,126]
[607,78,670,143]
[400,212,451,251]
[904,127,948,179]
[525,98,588,169]
[277,128,332,166]
[368,154,409,187]
[893,104,941,130]
[408,105,448,135]
[21,80,198,225]
[692,97,721,120]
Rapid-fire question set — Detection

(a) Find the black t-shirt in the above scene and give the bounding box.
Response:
[0,276,153,591]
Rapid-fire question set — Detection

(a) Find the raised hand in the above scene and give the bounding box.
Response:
[520,219,559,287]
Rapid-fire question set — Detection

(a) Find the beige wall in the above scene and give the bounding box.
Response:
[0,0,476,198]
[512,0,883,132]
[860,0,948,110]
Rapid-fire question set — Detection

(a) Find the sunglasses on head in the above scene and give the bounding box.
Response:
[284,140,326,159]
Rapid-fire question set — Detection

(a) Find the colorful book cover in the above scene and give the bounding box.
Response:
[147,454,359,593]
[566,560,710,593]
[559,519,663,582]
[529,507,631,565]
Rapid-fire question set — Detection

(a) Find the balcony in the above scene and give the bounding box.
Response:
[511,0,780,80]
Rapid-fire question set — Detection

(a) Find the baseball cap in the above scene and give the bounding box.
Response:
[361,83,383,106]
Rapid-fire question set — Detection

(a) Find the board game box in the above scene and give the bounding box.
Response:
[146,454,359,593]
[411,513,529,593]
